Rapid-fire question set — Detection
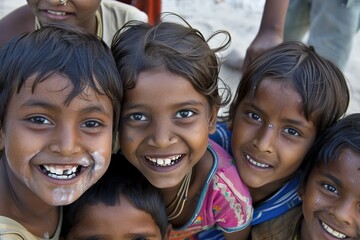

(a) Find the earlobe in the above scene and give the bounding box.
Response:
[208,106,219,134]
[163,224,173,240]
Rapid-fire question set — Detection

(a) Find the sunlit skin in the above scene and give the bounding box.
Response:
[119,69,217,190]
[300,148,360,240]
[229,78,317,203]
[66,196,166,240]
[0,73,113,208]
[27,0,101,34]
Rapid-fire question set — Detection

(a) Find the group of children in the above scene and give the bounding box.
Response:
[0,1,359,240]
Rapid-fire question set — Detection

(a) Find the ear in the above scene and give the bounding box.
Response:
[227,119,233,131]
[162,223,173,240]
[297,185,304,201]
[208,106,219,134]
[0,128,4,151]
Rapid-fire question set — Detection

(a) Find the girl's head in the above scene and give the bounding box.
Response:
[111,17,231,189]
[111,17,231,111]
[299,113,360,239]
[229,41,349,133]
[227,41,349,198]
[62,156,170,240]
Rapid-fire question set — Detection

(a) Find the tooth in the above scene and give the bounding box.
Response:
[321,221,347,239]
[165,159,171,165]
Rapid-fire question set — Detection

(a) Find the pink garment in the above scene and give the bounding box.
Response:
[170,139,253,239]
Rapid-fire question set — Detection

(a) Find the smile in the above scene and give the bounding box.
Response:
[40,165,81,180]
[321,220,347,239]
[145,154,183,167]
[46,10,67,16]
[245,154,270,168]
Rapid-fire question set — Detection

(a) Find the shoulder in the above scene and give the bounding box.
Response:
[0,215,34,240]
[251,205,302,240]
[0,5,34,47]
[101,0,148,22]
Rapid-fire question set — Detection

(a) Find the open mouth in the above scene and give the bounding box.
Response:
[321,220,347,239]
[145,154,183,167]
[46,10,67,16]
[245,154,271,168]
[40,165,82,180]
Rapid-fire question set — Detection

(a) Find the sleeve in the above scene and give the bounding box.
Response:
[209,169,253,232]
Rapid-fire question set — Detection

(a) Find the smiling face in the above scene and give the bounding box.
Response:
[230,78,316,200]
[66,196,164,240]
[119,70,217,189]
[301,148,360,240]
[0,73,113,206]
[27,0,101,33]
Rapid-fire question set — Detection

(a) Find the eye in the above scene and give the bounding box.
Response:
[81,120,103,128]
[248,112,262,122]
[174,110,194,119]
[283,127,300,136]
[130,113,148,121]
[27,116,52,125]
[322,183,338,194]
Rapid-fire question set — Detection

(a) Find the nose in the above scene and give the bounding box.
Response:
[49,124,81,156]
[252,124,275,153]
[147,119,177,148]
[332,198,357,226]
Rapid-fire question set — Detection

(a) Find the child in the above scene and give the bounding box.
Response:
[203,41,350,239]
[294,113,360,239]
[0,24,123,239]
[61,155,171,240]
[0,0,148,47]
[111,19,253,240]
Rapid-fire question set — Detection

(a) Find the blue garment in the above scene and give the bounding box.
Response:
[199,123,302,239]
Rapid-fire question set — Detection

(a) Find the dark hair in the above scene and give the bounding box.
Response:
[228,41,349,135]
[111,15,231,109]
[61,154,169,238]
[301,113,360,187]
[0,23,123,147]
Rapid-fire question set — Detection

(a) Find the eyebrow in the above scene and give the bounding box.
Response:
[322,172,342,188]
[124,99,205,109]
[21,99,111,116]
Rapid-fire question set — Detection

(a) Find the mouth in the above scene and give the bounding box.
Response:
[320,220,348,239]
[245,153,271,168]
[46,10,67,16]
[145,154,183,167]
[40,164,84,180]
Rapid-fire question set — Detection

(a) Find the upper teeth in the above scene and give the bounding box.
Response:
[42,165,78,180]
[146,155,181,166]
[47,10,66,16]
[246,155,270,168]
[321,221,347,239]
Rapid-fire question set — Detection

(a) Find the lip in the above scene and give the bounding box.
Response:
[243,152,273,170]
[39,9,74,21]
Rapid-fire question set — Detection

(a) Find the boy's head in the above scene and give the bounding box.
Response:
[227,41,349,196]
[0,24,122,205]
[111,17,231,111]
[299,113,360,239]
[62,155,170,240]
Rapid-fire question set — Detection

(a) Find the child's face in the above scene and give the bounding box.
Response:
[66,196,164,240]
[119,70,217,189]
[230,78,316,192]
[301,148,360,240]
[0,73,113,205]
[27,0,101,30]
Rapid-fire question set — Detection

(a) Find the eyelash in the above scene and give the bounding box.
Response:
[322,183,339,195]
[247,112,301,136]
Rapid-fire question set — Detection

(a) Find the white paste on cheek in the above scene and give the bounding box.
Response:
[90,150,107,173]
[52,187,76,205]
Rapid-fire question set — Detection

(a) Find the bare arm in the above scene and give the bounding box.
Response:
[242,0,289,71]
[223,225,251,240]
[0,5,34,47]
